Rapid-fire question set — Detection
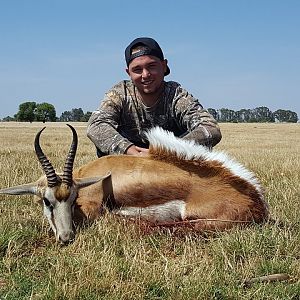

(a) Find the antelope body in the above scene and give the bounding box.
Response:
[0,125,269,243]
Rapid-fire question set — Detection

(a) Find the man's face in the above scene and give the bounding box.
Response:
[126,55,167,95]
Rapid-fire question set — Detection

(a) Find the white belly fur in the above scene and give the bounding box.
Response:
[112,200,186,222]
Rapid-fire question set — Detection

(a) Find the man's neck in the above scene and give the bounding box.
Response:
[137,83,165,107]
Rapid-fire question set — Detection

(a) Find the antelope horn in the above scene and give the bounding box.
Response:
[34,127,59,187]
[62,124,78,187]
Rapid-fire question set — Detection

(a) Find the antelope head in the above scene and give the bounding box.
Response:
[0,124,105,244]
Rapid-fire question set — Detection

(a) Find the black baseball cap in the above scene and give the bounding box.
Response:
[125,37,170,76]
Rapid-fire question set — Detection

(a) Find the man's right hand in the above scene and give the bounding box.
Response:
[125,145,149,156]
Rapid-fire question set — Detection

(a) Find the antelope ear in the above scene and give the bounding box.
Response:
[75,172,111,189]
[0,183,39,196]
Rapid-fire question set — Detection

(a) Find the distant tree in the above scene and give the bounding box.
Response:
[218,108,236,122]
[2,116,16,121]
[71,108,84,121]
[60,111,73,122]
[82,111,92,122]
[207,108,218,120]
[236,109,252,122]
[251,106,274,122]
[35,102,56,122]
[274,109,298,123]
[16,101,37,122]
[59,108,86,122]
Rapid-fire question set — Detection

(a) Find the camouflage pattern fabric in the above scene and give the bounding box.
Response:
[87,80,222,155]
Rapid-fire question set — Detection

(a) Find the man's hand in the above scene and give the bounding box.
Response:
[126,145,149,156]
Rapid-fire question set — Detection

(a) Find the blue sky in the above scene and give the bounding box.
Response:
[1,0,299,118]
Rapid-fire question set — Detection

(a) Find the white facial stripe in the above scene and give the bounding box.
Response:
[42,188,76,242]
[112,200,186,222]
[43,204,57,235]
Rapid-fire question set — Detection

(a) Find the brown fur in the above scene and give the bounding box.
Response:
[69,145,268,230]
[55,184,71,201]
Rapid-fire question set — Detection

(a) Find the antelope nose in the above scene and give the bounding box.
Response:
[59,231,75,244]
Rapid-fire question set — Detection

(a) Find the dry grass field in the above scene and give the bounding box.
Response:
[0,122,299,299]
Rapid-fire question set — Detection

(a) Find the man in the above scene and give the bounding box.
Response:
[87,37,221,157]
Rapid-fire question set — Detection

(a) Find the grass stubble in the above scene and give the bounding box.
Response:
[0,122,299,299]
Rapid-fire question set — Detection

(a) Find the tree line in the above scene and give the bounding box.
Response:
[207,106,298,123]
[1,101,92,122]
[1,101,299,123]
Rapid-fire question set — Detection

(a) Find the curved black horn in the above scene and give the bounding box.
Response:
[62,124,78,187]
[34,127,59,187]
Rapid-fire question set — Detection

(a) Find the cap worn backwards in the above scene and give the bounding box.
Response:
[125,37,170,76]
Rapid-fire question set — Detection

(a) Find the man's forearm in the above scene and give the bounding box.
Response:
[87,118,133,155]
[182,125,222,147]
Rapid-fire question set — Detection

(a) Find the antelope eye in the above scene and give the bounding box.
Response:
[43,198,54,211]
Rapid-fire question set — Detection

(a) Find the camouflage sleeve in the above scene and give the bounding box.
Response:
[173,86,222,147]
[87,87,134,155]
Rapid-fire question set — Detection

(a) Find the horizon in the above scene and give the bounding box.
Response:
[2,101,298,120]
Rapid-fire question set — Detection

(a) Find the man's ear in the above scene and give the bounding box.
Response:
[126,68,130,76]
[163,59,168,73]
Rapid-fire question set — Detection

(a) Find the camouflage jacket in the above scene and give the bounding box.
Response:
[87,80,222,155]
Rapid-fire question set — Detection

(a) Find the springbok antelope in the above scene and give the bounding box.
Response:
[0,125,268,244]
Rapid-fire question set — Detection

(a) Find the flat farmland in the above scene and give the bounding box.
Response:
[0,122,299,299]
